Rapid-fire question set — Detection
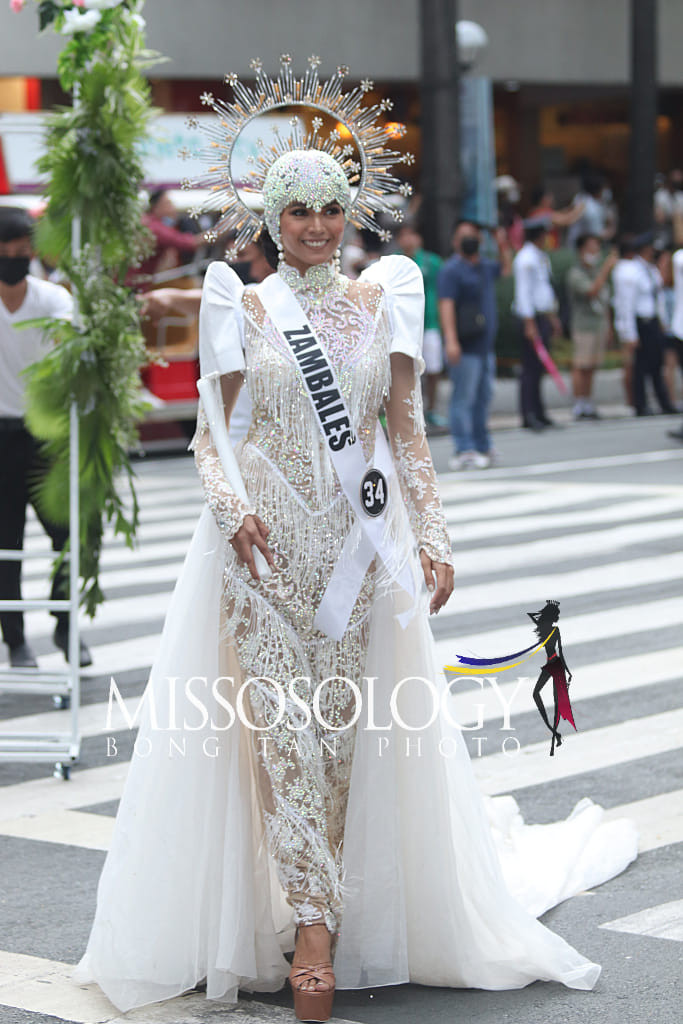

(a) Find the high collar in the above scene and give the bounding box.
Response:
[277,259,345,302]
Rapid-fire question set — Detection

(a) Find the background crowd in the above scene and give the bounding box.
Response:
[4,164,683,666]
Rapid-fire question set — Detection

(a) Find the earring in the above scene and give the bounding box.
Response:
[334,248,342,274]
[277,239,285,266]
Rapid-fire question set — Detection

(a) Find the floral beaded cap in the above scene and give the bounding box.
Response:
[181,53,414,258]
[262,150,351,246]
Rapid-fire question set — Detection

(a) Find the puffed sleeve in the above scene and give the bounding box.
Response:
[360,254,426,369]
[198,260,246,378]
[192,261,256,540]
[362,256,452,566]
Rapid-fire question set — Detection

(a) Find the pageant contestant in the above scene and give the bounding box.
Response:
[75,59,637,1024]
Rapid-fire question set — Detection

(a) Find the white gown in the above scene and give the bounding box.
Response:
[73,256,638,1012]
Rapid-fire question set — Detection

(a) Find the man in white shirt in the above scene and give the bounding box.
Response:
[512,218,562,430]
[668,247,683,440]
[614,231,676,416]
[612,235,640,407]
[0,207,91,668]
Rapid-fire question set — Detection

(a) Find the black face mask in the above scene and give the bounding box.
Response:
[460,237,480,257]
[0,256,30,286]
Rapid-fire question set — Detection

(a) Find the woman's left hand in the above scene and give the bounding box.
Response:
[420,551,454,615]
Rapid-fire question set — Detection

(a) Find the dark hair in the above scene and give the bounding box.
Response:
[0,206,34,244]
[453,217,482,234]
[148,189,167,211]
[525,223,547,243]
[582,174,603,198]
[259,227,279,270]
[617,233,636,257]
[396,220,420,236]
[576,233,600,251]
[530,184,549,208]
[360,227,384,255]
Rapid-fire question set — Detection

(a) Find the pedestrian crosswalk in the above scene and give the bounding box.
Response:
[0,448,682,1023]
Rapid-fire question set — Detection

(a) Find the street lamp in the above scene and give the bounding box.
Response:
[455,20,488,72]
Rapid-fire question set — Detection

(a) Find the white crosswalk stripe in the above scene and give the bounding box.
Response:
[1,453,682,1023]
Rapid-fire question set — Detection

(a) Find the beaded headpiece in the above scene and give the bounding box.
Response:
[262,150,351,245]
[181,54,414,257]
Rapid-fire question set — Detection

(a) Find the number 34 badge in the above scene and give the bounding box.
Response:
[360,468,388,517]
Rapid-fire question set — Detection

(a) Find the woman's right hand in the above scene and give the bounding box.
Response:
[230,514,275,581]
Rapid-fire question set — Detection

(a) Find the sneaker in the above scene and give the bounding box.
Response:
[425,410,448,428]
[471,452,491,469]
[9,642,38,669]
[448,452,476,471]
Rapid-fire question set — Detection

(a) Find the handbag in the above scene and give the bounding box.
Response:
[456,299,487,345]
[455,262,487,346]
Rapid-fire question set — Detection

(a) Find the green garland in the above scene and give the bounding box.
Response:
[17,0,160,616]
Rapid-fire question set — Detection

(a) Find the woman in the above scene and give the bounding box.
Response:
[191,149,454,1020]
[74,78,637,1024]
[529,600,575,757]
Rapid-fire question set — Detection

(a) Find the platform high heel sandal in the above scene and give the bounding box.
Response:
[289,926,336,1022]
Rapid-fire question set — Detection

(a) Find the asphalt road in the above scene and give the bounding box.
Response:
[1,411,682,1024]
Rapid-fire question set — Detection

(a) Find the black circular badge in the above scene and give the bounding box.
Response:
[360,468,388,517]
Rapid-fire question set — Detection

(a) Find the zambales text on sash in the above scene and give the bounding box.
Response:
[283,326,355,451]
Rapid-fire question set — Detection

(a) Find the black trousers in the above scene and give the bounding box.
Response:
[634,317,676,415]
[0,423,70,649]
[519,314,551,423]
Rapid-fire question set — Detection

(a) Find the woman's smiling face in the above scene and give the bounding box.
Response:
[279,201,346,273]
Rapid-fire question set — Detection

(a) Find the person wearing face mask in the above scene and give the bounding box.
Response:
[438,220,512,469]
[618,231,677,416]
[566,235,618,419]
[0,206,92,669]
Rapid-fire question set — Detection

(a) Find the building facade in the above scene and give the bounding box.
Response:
[2,0,682,204]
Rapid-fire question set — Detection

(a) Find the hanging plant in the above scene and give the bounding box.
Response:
[11,0,160,616]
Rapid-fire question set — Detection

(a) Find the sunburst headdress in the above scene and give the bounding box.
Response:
[181,54,414,258]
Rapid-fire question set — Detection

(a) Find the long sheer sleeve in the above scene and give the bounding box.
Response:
[191,375,256,542]
[189,261,257,540]
[384,352,453,565]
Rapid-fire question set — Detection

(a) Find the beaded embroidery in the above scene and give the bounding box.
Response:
[193,263,452,931]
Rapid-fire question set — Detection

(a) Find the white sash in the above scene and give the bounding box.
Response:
[257,272,416,641]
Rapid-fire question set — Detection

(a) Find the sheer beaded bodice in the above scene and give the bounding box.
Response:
[193,259,453,566]
[240,265,389,512]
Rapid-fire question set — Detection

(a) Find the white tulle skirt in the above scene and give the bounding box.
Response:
[73,507,638,1012]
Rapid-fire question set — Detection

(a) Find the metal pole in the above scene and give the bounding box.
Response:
[627,0,657,232]
[69,80,81,749]
[68,400,80,745]
[419,0,460,257]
